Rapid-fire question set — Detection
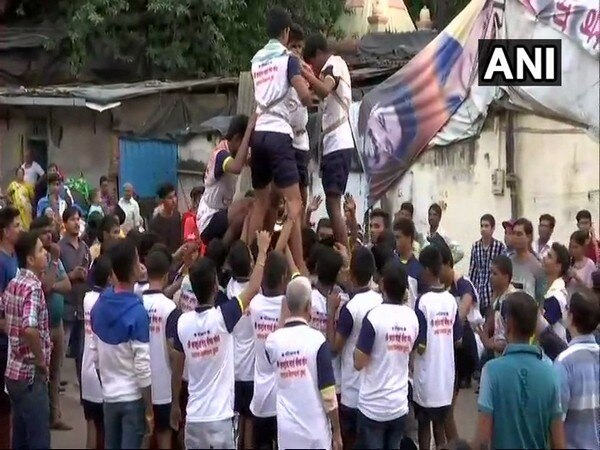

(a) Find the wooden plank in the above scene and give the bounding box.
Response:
[234,71,255,200]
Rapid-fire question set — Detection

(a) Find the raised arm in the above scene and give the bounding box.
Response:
[224,114,257,175]
[238,231,270,309]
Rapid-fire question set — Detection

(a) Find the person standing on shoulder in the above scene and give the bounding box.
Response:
[90,238,153,449]
[169,231,270,450]
[1,231,51,449]
[303,33,353,249]
[246,6,312,269]
[266,276,343,450]
[553,288,599,450]
[474,291,565,450]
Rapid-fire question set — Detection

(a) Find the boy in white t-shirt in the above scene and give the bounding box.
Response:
[169,231,270,450]
[354,259,419,449]
[413,246,463,450]
[81,256,112,450]
[142,250,179,448]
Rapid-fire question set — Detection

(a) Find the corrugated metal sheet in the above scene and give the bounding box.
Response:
[119,139,178,198]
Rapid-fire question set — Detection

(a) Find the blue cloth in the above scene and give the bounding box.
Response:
[553,334,600,450]
[0,250,18,351]
[478,343,563,449]
[90,288,149,345]
[399,255,425,294]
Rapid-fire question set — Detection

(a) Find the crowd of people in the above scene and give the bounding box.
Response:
[0,5,599,450]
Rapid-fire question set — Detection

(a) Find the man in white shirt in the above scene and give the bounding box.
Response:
[141,250,179,448]
[247,7,312,269]
[354,259,419,449]
[328,246,382,449]
[413,245,463,450]
[533,214,555,261]
[118,183,143,233]
[169,231,269,450]
[21,146,45,185]
[303,33,354,248]
[266,276,342,450]
[249,250,289,450]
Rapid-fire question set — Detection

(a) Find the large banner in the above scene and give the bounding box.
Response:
[357,0,500,206]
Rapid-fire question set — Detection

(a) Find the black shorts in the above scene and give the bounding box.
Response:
[321,149,352,195]
[234,381,254,417]
[82,400,104,424]
[153,403,172,432]
[251,131,299,190]
[253,416,277,449]
[413,403,451,423]
[339,403,358,438]
[294,148,310,188]
[200,209,228,244]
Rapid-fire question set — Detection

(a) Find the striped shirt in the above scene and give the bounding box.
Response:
[554,334,600,450]
[468,238,505,310]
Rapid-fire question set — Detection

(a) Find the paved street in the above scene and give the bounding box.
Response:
[52,362,480,449]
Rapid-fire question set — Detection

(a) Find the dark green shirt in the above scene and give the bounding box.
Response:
[478,343,562,449]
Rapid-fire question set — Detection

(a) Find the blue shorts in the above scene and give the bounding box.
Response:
[321,149,352,195]
[200,209,228,245]
[251,131,299,190]
[294,149,310,188]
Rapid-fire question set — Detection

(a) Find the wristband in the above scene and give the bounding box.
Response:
[291,272,301,280]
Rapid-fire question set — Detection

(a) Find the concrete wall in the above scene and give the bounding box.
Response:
[177,133,215,211]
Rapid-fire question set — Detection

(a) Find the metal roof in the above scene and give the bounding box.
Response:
[0,78,239,106]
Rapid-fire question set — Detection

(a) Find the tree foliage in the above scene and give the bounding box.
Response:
[14,0,345,79]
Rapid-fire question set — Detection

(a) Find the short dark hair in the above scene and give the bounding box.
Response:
[492,254,513,279]
[190,186,204,201]
[113,204,126,225]
[570,230,588,247]
[316,246,343,286]
[428,203,442,216]
[381,259,408,304]
[30,215,52,231]
[205,239,228,271]
[568,288,600,334]
[480,214,496,228]
[145,250,172,280]
[316,218,332,232]
[419,245,443,278]
[437,240,454,268]
[539,214,556,229]
[551,242,570,277]
[62,206,80,223]
[228,240,252,279]
[0,207,20,239]
[99,215,119,243]
[308,243,326,275]
[301,227,318,264]
[393,217,415,241]
[108,238,138,283]
[47,173,61,185]
[149,243,172,265]
[139,232,164,264]
[576,209,592,222]
[156,183,176,200]
[513,217,534,236]
[372,243,396,275]
[225,115,249,140]
[504,291,539,338]
[189,257,217,305]
[266,6,292,39]
[304,33,328,60]
[263,251,288,290]
[15,231,40,269]
[400,202,414,216]
[370,209,390,228]
[350,246,376,287]
[99,175,109,185]
[92,255,113,288]
[289,23,304,42]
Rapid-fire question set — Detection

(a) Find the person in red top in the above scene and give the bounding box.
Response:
[182,186,205,255]
[576,210,599,266]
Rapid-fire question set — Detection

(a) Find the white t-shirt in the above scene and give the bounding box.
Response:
[175,299,243,422]
[21,161,44,184]
[321,55,354,156]
[81,289,103,403]
[227,278,254,382]
[357,303,419,421]
[266,320,334,450]
[337,289,383,409]
[142,290,177,405]
[249,293,284,417]
[413,288,461,408]
[178,275,198,313]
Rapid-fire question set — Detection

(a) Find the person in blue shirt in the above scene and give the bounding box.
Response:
[474,291,566,450]
[0,206,22,449]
